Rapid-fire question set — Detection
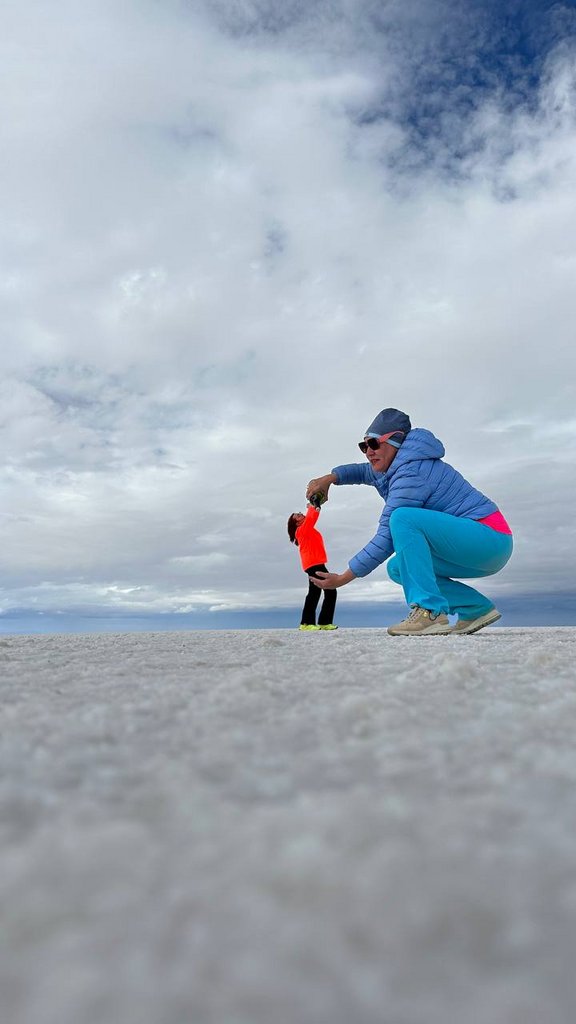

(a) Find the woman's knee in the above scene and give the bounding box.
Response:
[389,505,421,537]
[387,555,401,583]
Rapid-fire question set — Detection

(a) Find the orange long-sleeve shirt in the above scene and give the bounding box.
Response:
[295,507,327,571]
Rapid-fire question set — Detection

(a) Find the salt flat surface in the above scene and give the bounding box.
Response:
[1,627,576,1024]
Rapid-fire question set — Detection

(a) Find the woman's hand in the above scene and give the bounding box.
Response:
[311,569,355,590]
[306,473,337,501]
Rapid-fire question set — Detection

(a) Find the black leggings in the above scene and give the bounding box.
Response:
[301,564,337,626]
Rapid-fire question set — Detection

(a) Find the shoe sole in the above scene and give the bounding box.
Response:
[451,610,501,635]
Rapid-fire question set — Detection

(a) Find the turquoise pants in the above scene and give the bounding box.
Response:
[386,507,513,619]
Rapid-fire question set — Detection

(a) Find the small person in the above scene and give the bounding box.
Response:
[287,504,338,631]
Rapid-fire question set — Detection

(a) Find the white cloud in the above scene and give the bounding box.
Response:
[1,0,575,619]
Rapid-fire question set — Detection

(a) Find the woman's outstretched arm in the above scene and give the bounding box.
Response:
[311,568,356,590]
[305,473,338,501]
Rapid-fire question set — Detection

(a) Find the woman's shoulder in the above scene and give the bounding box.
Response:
[400,428,445,461]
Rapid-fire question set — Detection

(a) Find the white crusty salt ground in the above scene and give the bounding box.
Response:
[1,627,576,1024]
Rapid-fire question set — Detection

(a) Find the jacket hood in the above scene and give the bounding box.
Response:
[391,428,445,468]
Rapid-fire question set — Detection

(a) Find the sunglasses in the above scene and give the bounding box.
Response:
[358,430,405,454]
[358,438,382,453]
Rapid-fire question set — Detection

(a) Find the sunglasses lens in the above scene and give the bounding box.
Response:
[358,441,368,453]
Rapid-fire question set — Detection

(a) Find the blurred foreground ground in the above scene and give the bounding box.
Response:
[1,628,576,1024]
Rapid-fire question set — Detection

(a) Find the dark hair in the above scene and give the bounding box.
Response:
[287,514,300,546]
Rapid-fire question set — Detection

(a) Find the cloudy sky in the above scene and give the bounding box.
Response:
[1,0,576,631]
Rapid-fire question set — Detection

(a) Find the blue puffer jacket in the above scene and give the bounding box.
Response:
[332,428,498,578]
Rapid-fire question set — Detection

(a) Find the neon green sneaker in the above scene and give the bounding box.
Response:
[318,624,338,630]
[299,624,320,631]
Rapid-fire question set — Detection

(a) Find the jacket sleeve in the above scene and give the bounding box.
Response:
[348,465,431,577]
[331,463,375,485]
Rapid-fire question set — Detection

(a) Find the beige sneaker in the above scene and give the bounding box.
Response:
[451,609,501,634]
[387,605,451,636]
